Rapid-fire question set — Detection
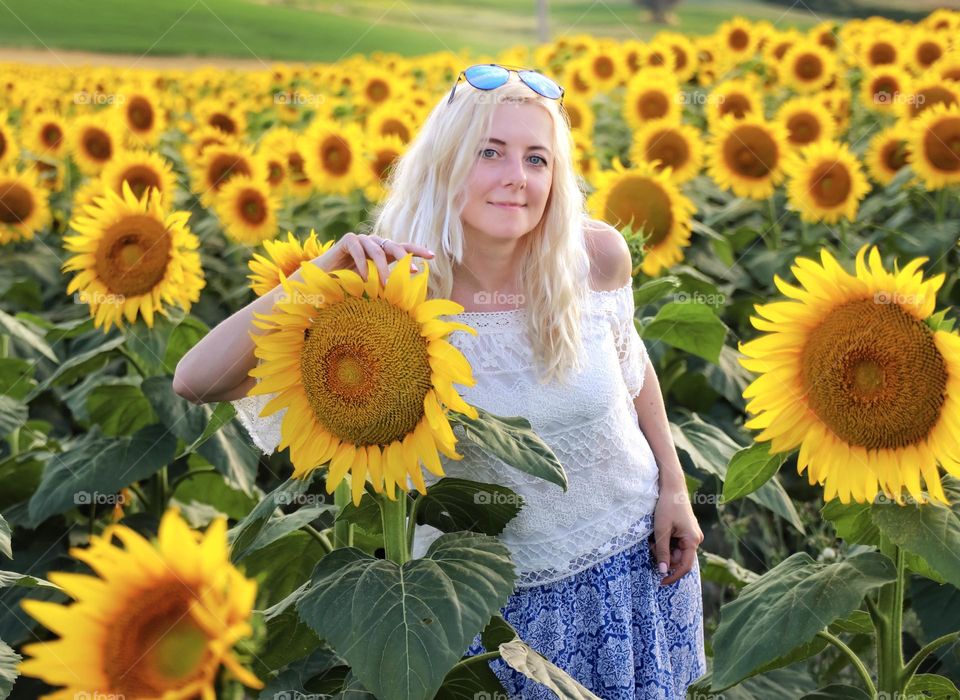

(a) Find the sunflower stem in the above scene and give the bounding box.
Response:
[837,218,849,249]
[902,631,960,687]
[934,187,947,223]
[118,343,149,378]
[0,335,18,456]
[875,535,906,697]
[379,490,410,565]
[815,631,876,697]
[152,465,169,518]
[333,479,354,548]
[302,524,334,553]
[766,196,781,249]
[406,493,422,556]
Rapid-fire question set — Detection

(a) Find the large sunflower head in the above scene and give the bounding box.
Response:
[905,28,948,74]
[774,96,836,148]
[905,102,960,190]
[62,181,205,331]
[248,229,335,296]
[865,125,910,186]
[101,149,177,201]
[783,140,870,224]
[706,115,789,200]
[190,144,263,205]
[212,174,280,245]
[0,168,51,245]
[859,32,902,69]
[245,254,479,505]
[738,245,960,506]
[717,17,759,62]
[19,507,263,698]
[301,121,371,195]
[622,69,682,130]
[69,113,119,176]
[586,157,695,276]
[629,119,704,184]
[859,66,912,114]
[900,78,959,121]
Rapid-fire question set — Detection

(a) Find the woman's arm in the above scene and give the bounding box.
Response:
[632,360,686,492]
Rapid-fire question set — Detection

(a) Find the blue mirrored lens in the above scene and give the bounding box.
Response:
[464,64,510,90]
[518,70,563,99]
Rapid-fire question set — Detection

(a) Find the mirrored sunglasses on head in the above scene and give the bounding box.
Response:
[447,64,565,106]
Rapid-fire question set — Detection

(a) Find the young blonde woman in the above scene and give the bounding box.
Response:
[174,65,706,698]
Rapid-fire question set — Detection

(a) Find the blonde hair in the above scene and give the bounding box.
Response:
[366,75,591,385]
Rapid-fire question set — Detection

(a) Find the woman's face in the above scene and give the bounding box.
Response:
[460,101,554,244]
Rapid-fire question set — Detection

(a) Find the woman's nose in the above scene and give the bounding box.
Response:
[501,155,527,187]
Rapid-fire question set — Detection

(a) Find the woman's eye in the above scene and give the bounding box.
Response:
[529,155,547,166]
[481,148,498,158]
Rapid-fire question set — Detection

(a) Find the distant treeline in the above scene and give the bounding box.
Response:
[758,0,932,22]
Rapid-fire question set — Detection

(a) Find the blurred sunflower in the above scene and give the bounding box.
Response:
[706,115,789,199]
[245,253,479,505]
[780,39,837,94]
[634,41,677,76]
[784,140,870,224]
[859,66,912,114]
[654,32,698,84]
[302,121,370,195]
[935,53,960,84]
[865,126,910,186]
[560,92,594,137]
[582,46,623,93]
[738,245,960,505]
[19,507,263,699]
[365,105,417,145]
[899,78,959,120]
[572,130,600,186]
[24,112,68,159]
[623,70,682,130]
[248,229,334,296]
[117,88,167,146]
[356,66,401,111]
[858,32,902,69]
[181,124,236,165]
[905,28,948,74]
[261,127,313,196]
[69,113,119,176]
[363,133,406,203]
[774,96,836,148]
[587,157,695,276]
[629,119,703,184]
[62,182,205,331]
[706,77,762,125]
[190,144,263,205]
[0,112,19,168]
[906,102,960,189]
[101,149,177,201]
[259,149,287,191]
[193,98,247,138]
[717,17,759,63]
[0,168,50,245]
[213,175,280,245]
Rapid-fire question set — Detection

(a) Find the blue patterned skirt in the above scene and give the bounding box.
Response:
[463,521,707,699]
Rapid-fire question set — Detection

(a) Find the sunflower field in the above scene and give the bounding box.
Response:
[2,6,960,699]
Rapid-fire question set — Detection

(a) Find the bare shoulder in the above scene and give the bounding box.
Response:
[584,218,632,292]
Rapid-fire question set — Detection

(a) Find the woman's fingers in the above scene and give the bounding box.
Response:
[380,240,420,273]
[660,538,698,586]
[357,236,391,286]
[344,236,369,282]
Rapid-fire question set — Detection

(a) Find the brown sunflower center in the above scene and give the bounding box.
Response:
[366,79,390,103]
[83,128,112,161]
[786,112,821,144]
[237,189,267,225]
[128,97,154,131]
[646,129,689,170]
[794,53,824,80]
[267,160,285,186]
[95,214,172,296]
[881,139,908,172]
[320,135,351,176]
[604,175,673,247]
[801,298,947,450]
[0,130,7,159]
[808,159,852,207]
[382,119,411,143]
[923,115,960,173]
[0,182,33,224]
[288,152,310,184]
[911,86,958,117]
[41,123,63,148]
[723,125,778,179]
[102,579,212,696]
[729,28,749,51]
[121,165,162,199]
[869,42,896,65]
[567,105,583,130]
[594,56,615,78]
[373,150,399,181]
[672,46,688,70]
[209,113,237,135]
[719,93,752,119]
[943,68,960,83]
[917,41,943,67]
[300,297,433,445]
[871,77,900,106]
[208,154,252,191]
[637,90,669,120]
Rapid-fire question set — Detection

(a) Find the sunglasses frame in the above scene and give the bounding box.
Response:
[446,63,565,106]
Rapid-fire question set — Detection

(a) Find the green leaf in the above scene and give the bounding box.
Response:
[414,478,523,536]
[0,570,58,589]
[26,424,177,528]
[336,492,384,534]
[722,443,786,503]
[171,470,258,522]
[0,516,9,559]
[0,309,57,363]
[906,673,960,699]
[828,610,874,637]
[296,531,516,700]
[700,551,760,588]
[451,406,567,490]
[255,583,325,675]
[870,476,960,589]
[800,685,873,700]
[633,276,680,306]
[0,358,35,400]
[0,396,27,437]
[821,501,879,546]
[86,381,157,437]
[26,334,126,400]
[0,639,20,700]
[712,551,897,689]
[164,315,209,369]
[641,301,726,363]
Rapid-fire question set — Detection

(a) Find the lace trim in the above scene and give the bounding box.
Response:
[513,512,655,588]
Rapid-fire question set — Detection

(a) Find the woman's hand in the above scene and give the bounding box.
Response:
[651,483,704,586]
[311,232,435,286]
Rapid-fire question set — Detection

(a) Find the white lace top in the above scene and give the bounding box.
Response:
[230,282,661,588]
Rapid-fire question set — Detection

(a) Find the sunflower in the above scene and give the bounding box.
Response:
[706,77,763,125]
[366,104,417,145]
[936,53,960,85]
[19,507,263,699]
[900,78,959,120]
[355,66,400,111]
[0,112,19,168]
[905,28,948,74]
[859,33,902,69]
[24,112,68,159]
[244,253,479,505]
[738,245,960,506]
[784,140,870,224]
[302,121,370,195]
[190,144,264,205]
[629,119,703,184]
[117,88,167,146]
[62,181,205,331]
[560,92,594,137]
[69,113,119,175]
[865,126,910,186]
[634,42,677,76]
[587,157,695,276]
[774,96,836,148]
[717,17,759,63]
[101,149,177,201]
[623,69,682,130]
[859,66,912,114]
[780,39,837,94]
[363,133,406,203]
[654,32,699,84]
[193,98,247,138]
[906,102,960,189]
[248,229,335,296]
[706,115,789,200]
[0,168,50,245]
[213,175,280,245]
[572,130,600,186]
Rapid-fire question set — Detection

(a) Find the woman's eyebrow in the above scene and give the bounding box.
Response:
[487,137,551,154]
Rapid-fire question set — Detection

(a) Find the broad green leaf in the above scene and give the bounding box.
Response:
[26,334,126,400]
[712,551,897,689]
[906,673,960,699]
[0,516,9,559]
[0,309,57,363]
[296,532,516,700]
[255,583,325,675]
[0,639,20,700]
[0,358,35,400]
[171,470,258,522]
[451,406,566,490]
[633,276,680,306]
[0,396,26,438]
[821,501,879,546]
[414,478,522,536]
[641,301,726,363]
[86,381,156,437]
[723,443,786,503]
[828,610,874,637]
[800,685,873,700]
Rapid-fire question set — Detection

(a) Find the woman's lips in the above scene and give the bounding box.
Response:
[489,202,526,209]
